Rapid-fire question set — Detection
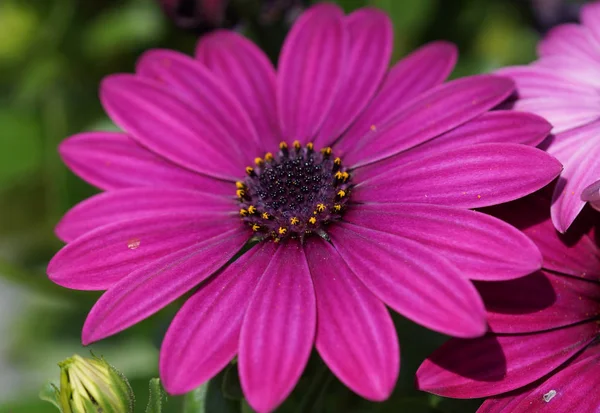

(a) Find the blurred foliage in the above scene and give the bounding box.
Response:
[0,0,577,412]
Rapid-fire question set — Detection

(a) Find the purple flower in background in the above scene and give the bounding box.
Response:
[48,3,561,412]
[497,1,600,233]
[417,196,600,412]
[583,179,600,212]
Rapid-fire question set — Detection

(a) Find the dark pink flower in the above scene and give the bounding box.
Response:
[48,4,561,412]
[417,196,600,412]
[496,1,600,233]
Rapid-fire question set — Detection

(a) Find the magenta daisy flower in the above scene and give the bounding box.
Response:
[417,196,600,412]
[496,1,600,232]
[48,3,561,412]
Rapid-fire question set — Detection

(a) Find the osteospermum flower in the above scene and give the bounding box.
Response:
[48,4,562,412]
[496,0,600,232]
[417,196,600,412]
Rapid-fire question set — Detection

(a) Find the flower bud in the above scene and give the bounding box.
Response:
[56,354,134,413]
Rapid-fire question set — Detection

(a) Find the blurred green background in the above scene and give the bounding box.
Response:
[0,0,578,411]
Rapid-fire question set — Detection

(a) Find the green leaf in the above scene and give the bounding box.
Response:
[146,378,167,413]
[39,382,62,412]
[222,364,244,400]
[183,371,241,413]
[183,383,208,413]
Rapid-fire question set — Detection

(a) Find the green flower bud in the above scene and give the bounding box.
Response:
[56,354,134,413]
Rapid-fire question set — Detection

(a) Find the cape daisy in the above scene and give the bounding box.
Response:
[417,196,600,412]
[48,3,561,412]
[496,0,600,232]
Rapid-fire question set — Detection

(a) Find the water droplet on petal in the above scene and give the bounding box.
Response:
[543,390,557,403]
[127,238,141,250]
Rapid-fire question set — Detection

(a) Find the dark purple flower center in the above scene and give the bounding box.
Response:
[237,141,352,242]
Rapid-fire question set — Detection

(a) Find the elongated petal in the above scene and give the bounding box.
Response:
[581,2,600,44]
[195,31,282,149]
[59,132,231,193]
[136,49,262,152]
[160,242,276,394]
[538,24,600,63]
[582,179,600,211]
[416,321,600,398]
[353,143,562,208]
[552,139,600,232]
[478,271,600,333]
[239,243,316,413]
[344,203,541,281]
[340,75,514,167]
[101,74,251,179]
[305,238,399,401]
[277,3,345,144]
[496,66,595,98]
[56,188,233,242]
[488,196,600,280]
[48,212,243,290]
[314,8,392,148]
[512,97,600,134]
[479,346,600,413]
[329,222,486,338]
[535,56,600,89]
[339,41,457,149]
[82,228,249,344]
[358,111,552,182]
[546,119,600,164]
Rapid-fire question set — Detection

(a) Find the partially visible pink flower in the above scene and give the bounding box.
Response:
[48,4,561,412]
[417,196,600,412]
[497,0,600,233]
[583,179,600,212]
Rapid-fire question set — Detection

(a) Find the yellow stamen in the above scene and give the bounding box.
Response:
[262,212,270,219]
[265,152,274,162]
[306,142,314,150]
[235,181,245,189]
[273,237,281,243]
[290,217,299,225]
[254,157,264,166]
[316,203,326,212]
[321,147,332,156]
[337,190,346,198]
[252,224,261,231]
[293,140,301,150]
[278,227,287,235]
[334,157,342,166]
[308,217,317,225]
[333,204,342,212]
[245,166,254,175]
[248,205,257,214]
[240,209,248,217]
[279,141,288,150]
[236,189,245,198]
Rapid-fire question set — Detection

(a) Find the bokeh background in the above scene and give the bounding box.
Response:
[0,0,584,411]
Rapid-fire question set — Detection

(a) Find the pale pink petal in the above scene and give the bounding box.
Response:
[339,41,457,149]
[160,242,276,394]
[344,203,541,281]
[416,321,600,398]
[551,138,600,232]
[56,188,234,243]
[582,179,600,211]
[538,23,600,63]
[535,56,600,89]
[496,66,595,98]
[48,212,244,290]
[313,8,393,148]
[239,243,316,413]
[546,120,600,164]
[277,3,345,144]
[101,74,254,179]
[478,271,600,334]
[581,1,600,44]
[305,237,399,401]
[82,228,249,344]
[353,143,562,208]
[512,97,600,134]
[329,222,486,338]
[195,31,282,149]
[59,132,231,192]
[341,76,515,167]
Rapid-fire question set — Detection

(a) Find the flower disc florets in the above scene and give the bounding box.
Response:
[237,141,351,241]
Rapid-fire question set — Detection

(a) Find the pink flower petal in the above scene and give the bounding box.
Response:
[338,41,457,150]
[581,1,600,44]
[305,237,399,401]
[496,66,596,98]
[538,23,600,63]
[56,188,234,243]
[82,228,249,344]
[488,196,600,280]
[239,243,316,413]
[313,8,393,148]
[479,345,600,413]
[582,179,600,211]
[535,56,600,89]
[48,212,244,290]
[160,242,276,395]
[101,74,254,179]
[358,111,551,175]
[136,49,263,151]
[329,222,486,338]
[341,76,515,167]
[551,138,600,233]
[546,120,600,164]
[195,31,282,150]
[478,271,600,334]
[416,321,600,398]
[344,203,541,281]
[59,132,231,192]
[512,97,600,134]
[353,143,562,208]
[277,3,345,144]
